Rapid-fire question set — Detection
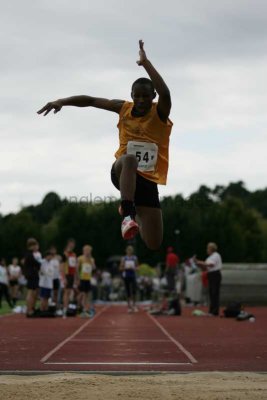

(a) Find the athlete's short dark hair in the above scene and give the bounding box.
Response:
[131,78,155,93]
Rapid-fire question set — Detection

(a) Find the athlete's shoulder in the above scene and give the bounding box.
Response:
[119,101,133,116]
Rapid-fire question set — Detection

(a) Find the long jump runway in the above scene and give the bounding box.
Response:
[0,306,266,372]
[42,306,196,370]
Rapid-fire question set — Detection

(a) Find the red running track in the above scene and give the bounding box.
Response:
[0,306,266,372]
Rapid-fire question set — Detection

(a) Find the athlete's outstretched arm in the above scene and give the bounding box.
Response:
[137,40,171,121]
[37,96,124,116]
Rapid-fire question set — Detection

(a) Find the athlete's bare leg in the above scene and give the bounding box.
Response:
[53,289,58,306]
[113,157,163,248]
[63,289,71,310]
[40,298,48,311]
[136,206,163,250]
[26,290,33,314]
[113,155,138,201]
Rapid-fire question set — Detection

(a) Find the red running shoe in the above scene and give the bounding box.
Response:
[121,216,139,240]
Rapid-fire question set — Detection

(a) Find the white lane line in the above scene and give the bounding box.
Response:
[71,339,170,342]
[44,362,192,366]
[146,313,198,364]
[40,306,109,363]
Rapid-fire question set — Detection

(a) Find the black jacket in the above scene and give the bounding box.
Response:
[23,251,41,279]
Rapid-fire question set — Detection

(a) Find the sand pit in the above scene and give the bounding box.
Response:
[0,372,266,400]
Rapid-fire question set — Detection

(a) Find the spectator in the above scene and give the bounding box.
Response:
[33,244,42,263]
[23,238,41,317]
[120,245,138,312]
[77,245,95,317]
[152,275,161,302]
[201,270,209,306]
[137,275,146,301]
[195,242,222,316]
[39,251,54,312]
[137,274,154,301]
[8,257,22,306]
[61,238,78,318]
[183,258,202,305]
[0,258,13,309]
[165,246,179,292]
[110,275,123,301]
[101,269,112,301]
[49,246,61,309]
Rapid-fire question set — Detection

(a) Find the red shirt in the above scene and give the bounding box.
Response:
[166,252,179,268]
[202,271,209,288]
[62,251,77,276]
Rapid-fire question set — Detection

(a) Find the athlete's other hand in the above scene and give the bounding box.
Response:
[37,100,62,116]
[137,39,148,66]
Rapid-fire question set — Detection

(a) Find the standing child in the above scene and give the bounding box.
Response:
[39,251,54,312]
[23,238,41,317]
[38,40,173,249]
[49,246,61,309]
[0,259,13,309]
[61,238,78,318]
[8,257,22,306]
[77,245,95,318]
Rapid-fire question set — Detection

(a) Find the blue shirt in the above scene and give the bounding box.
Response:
[123,255,137,279]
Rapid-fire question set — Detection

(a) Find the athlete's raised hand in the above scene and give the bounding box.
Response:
[37,100,62,116]
[137,39,148,66]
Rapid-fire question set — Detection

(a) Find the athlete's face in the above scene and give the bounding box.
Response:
[83,246,92,256]
[67,241,75,251]
[50,247,57,256]
[126,246,134,256]
[131,84,155,115]
[33,243,39,252]
[207,244,213,255]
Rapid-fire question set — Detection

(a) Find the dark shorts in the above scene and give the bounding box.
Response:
[27,277,39,290]
[111,163,161,208]
[53,278,60,291]
[79,280,91,293]
[124,276,137,297]
[66,274,75,289]
[40,287,52,299]
[10,279,18,287]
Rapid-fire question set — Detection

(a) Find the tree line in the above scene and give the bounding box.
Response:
[0,181,267,267]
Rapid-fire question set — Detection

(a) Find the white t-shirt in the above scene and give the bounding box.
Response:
[206,252,222,273]
[101,271,112,286]
[39,260,54,289]
[0,266,8,285]
[8,265,21,279]
[51,257,60,280]
[33,251,42,263]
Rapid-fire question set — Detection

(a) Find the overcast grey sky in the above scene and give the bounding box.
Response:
[1,0,267,214]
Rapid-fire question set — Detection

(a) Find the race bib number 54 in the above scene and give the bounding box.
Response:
[127,141,158,172]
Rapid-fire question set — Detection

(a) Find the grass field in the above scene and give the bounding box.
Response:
[0,300,25,316]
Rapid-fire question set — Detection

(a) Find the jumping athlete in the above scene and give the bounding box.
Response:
[37,40,173,249]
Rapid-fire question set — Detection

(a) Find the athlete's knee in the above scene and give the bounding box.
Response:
[122,154,138,169]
